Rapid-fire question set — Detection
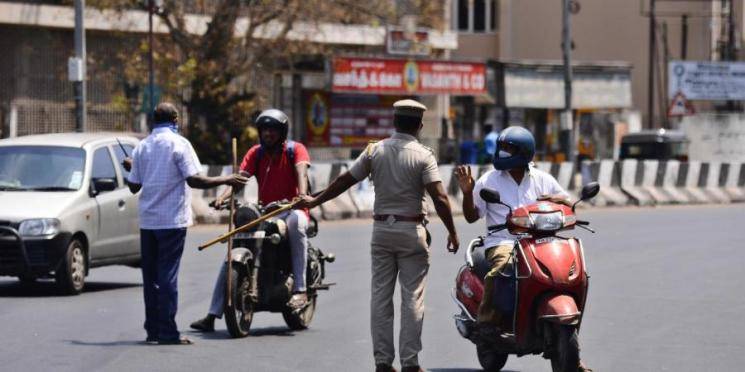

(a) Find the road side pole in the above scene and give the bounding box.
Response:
[226,138,237,307]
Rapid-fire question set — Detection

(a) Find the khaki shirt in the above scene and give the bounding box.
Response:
[349,132,441,216]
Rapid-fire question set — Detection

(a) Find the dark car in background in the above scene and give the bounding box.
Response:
[619,129,689,161]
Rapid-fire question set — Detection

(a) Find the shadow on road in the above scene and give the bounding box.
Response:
[429,369,518,372]
[0,280,141,297]
[186,326,296,340]
[67,340,145,347]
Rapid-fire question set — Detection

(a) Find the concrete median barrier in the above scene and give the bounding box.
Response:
[660,160,690,204]
[723,163,745,202]
[701,162,731,203]
[620,160,654,206]
[588,160,629,206]
[680,161,711,203]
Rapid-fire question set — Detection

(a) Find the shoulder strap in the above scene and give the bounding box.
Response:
[254,146,264,176]
[286,140,295,164]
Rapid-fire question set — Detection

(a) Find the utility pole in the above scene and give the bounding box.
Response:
[73,0,87,132]
[562,0,574,164]
[647,0,656,129]
[148,0,155,124]
[681,14,688,60]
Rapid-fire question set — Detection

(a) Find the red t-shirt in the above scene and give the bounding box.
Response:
[239,142,311,206]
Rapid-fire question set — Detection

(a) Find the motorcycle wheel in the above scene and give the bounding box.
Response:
[476,344,508,372]
[550,324,580,372]
[282,293,316,330]
[224,264,254,338]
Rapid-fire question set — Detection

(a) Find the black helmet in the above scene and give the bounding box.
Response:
[256,108,289,144]
[492,126,536,170]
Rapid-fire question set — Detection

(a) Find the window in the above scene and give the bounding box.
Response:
[454,0,498,33]
[474,0,486,31]
[112,143,135,181]
[92,147,117,181]
[458,0,469,31]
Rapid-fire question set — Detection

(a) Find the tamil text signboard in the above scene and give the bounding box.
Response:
[332,57,487,95]
[668,60,745,101]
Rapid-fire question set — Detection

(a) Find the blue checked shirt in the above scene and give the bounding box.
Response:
[128,127,202,229]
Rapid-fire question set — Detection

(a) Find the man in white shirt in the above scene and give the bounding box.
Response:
[124,102,247,345]
[455,126,570,327]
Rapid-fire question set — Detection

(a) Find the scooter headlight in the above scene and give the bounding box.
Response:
[510,216,533,229]
[529,212,564,231]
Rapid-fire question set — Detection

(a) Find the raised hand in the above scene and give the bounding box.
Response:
[454,165,475,194]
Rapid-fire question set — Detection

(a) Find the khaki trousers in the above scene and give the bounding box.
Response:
[370,221,430,368]
[478,244,514,325]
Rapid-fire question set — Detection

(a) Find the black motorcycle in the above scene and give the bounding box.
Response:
[218,200,335,338]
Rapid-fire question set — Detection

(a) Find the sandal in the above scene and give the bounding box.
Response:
[287,292,308,312]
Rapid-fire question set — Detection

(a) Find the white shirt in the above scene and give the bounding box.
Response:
[128,127,202,229]
[473,166,568,248]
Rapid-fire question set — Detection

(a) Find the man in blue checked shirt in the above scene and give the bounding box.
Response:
[123,102,247,345]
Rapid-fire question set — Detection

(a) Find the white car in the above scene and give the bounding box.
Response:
[0,132,141,294]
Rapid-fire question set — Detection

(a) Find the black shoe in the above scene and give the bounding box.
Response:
[401,366,423,372]
[143,336,157,345]
[190,315,215,332]
[375,364,397,372]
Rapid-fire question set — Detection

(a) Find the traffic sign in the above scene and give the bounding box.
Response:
[667,91,695,117]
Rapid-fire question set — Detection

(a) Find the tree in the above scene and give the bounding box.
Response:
[86,0,444,163]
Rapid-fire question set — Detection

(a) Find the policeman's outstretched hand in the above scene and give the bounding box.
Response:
[293,194,317,210]
[225,174,249,188]
[454,165,475,194]
[447,232,460,254]
[121,157,133,172]
[209,197,226,210]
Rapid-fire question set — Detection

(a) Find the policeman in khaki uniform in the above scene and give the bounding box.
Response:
[296,99,459,372]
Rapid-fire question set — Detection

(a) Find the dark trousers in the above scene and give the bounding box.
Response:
[140,228,187,341]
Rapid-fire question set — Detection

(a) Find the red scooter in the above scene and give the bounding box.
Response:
[452,182,600,372]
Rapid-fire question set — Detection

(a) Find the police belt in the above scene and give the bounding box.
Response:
[373,214,426,223]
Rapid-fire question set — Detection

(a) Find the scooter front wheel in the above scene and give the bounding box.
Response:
[550,324,580,372]
[477,343,508,372]
[224,264,254,338]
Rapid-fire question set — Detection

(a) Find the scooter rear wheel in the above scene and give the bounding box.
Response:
[477,344,508,372]
[224,264,253,338]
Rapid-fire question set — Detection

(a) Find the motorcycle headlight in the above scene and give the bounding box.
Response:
[530,212,564,231]
[18,218,60,236]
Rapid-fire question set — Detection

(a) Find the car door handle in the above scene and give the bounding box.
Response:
[118,200,126,207]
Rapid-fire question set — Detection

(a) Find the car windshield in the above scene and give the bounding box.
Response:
[0,146,86,191]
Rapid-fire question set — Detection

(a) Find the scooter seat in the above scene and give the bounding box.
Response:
[471,246,492,280]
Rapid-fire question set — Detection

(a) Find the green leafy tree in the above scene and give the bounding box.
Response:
[84,0,443,163]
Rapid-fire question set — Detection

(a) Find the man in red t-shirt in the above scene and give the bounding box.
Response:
[191,109,311,332]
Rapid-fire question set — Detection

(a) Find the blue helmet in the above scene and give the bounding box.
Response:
[492,126,535,170]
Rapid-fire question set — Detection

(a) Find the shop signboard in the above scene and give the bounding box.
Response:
[332,57,487,95]
[668,60,745,101]
[304,91,331,146]
[386,27,431,56]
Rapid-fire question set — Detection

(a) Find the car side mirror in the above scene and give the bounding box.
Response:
[90,178,117,196]
[479,188,501,204]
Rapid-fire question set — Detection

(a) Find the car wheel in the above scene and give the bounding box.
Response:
[55,238,86,295]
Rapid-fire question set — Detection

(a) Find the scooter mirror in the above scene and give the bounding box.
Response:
[479,188,501,204]
[580,182,600,201]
